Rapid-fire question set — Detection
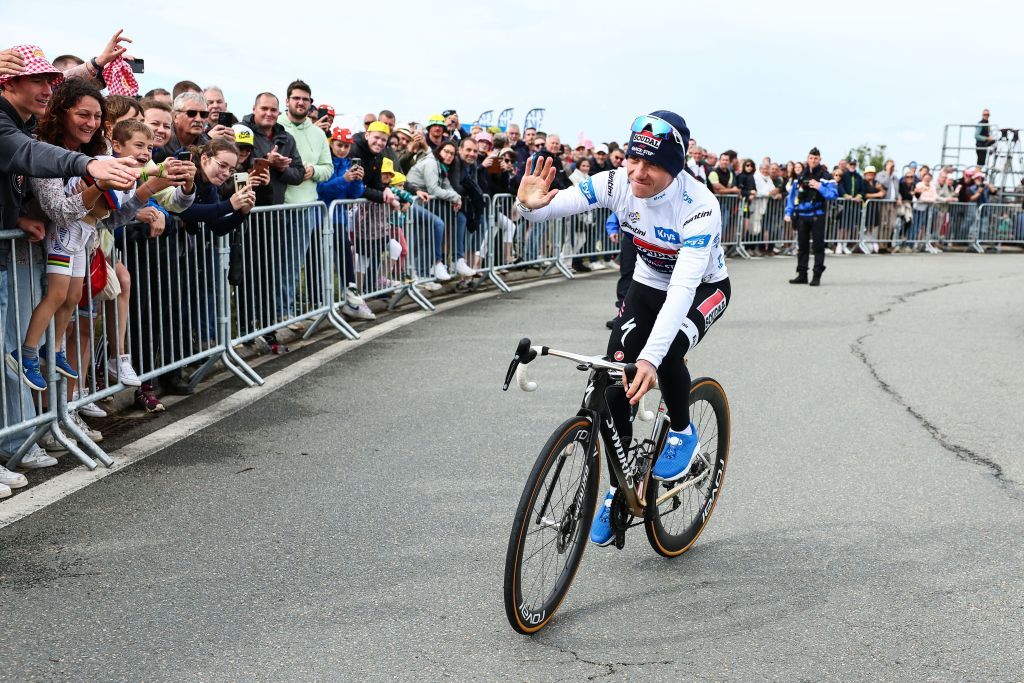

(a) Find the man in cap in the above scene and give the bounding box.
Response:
[589,143,612,174]
[425,114,447,151]
[517,110,731,547]
[975,109,995,166]
[784,147,838,285]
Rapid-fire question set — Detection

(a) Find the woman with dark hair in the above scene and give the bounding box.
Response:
[8,81,184,435]
[736,158,757,247]
[406,139,461,282]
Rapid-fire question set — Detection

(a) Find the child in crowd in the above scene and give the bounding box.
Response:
[381,158,414,284]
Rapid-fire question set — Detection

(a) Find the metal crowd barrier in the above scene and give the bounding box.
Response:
[3,184,1020,477]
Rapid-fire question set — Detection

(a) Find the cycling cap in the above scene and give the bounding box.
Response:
[625,110,689,178]
[232,124,254,147]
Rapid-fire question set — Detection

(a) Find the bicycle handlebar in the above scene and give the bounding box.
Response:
[503,338,656,421]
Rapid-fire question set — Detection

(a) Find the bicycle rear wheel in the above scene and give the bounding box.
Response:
[644,377,730,558]
[504,416,600,634]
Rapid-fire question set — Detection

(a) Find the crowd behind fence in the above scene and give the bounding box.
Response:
[3,191,1022,492]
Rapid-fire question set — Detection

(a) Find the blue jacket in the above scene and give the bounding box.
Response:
[785,168,838,218]
[605,212,620,237]
[317,156,364,205]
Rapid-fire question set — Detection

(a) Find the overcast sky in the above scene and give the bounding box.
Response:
[5,1,1022,169]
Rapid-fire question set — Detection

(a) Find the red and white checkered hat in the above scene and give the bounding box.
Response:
[0,44,64,85]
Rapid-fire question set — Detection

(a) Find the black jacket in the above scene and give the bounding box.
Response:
[1,96,90,261]
[348,134,388,204]
[450,157,487,232]
[240,115,304,206]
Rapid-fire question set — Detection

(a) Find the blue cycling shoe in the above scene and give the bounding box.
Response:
[6,351,47,392]
[652,422,700,481]
[589,489,615,546]
[40,345,78,380]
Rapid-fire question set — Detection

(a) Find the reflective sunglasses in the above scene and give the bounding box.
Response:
[180,109,209,119]
[630,114,684,146]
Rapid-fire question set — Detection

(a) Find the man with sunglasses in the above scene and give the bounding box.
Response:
[517,110,731,547]
[164,92,211,158]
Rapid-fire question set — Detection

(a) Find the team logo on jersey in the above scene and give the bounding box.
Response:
[681,190,693,204]
[697,289,727,326]
[627,211,640,223]
[682,234,710,249]
[654,226,680,244]
[578,178,597,206]
[606,169,616,196]
[613,350,624,361]
[713,233,721,248]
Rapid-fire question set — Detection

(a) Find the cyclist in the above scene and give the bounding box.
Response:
[516,111,731,546]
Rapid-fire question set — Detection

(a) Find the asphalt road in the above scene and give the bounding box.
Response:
[1,254,1022,682]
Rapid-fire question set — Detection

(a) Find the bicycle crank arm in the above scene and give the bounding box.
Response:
[655,467,712,505]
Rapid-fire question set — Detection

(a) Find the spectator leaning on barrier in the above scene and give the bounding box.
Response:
[862,165,886,253]
[450,136,487,279]
[836,157,865,254]
[406,138,460,283]
[896,166,916,247]
[785,146,837,286]
[316,126,376,322]
[277,79,332,320]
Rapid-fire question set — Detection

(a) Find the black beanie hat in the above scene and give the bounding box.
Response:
[625,110,690,178]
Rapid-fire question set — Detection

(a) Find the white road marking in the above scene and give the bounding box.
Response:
[0,275,594,528]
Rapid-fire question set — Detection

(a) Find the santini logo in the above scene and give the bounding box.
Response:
[681,209,712,227]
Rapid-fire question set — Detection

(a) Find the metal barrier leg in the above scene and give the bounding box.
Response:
[5,422,51,471]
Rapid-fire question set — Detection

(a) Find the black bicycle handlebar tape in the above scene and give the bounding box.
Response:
[502,338,537,391]
[623,363,638,386]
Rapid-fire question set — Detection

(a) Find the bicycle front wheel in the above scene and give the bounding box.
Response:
[644,377,730,558]
[504,416,600,634]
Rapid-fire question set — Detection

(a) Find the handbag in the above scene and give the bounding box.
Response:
[78,249,107,307]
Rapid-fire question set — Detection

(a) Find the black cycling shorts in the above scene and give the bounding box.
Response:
[606,279,731,439]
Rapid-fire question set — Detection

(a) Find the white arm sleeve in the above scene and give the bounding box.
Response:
[520,170,616,222]
[637,205,721,368]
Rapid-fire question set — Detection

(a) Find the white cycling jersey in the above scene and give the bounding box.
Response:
[518,168,728,368]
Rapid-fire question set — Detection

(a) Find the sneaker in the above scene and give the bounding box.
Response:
[0,465,28,488]
[111,355,141,387]
[604,260,619,270]
[134,383,165,413]
[0,483,9,499]
[652,423,700,481]
[269,342,289,355]
[455,257,476,277]
[590,489,615,546]
[345,286,366,307]
[51,350,78,380]
[17,444,57,469]
[73,389,107,418]
[40,430,71,452]
[6,351,46,392]
[342,302,376,321]
[419,281,442,292]
[590,261,606,271]
[574,263,593,273]
[287,321,306,332]
[69,411,103,443]
[431,262,452,281]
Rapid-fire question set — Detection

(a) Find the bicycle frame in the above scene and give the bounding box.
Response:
[504,338,661,518]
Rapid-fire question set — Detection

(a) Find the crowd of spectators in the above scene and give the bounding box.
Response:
[0,32,1016,497]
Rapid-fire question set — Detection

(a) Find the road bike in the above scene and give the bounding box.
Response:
[501,338,731,634]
